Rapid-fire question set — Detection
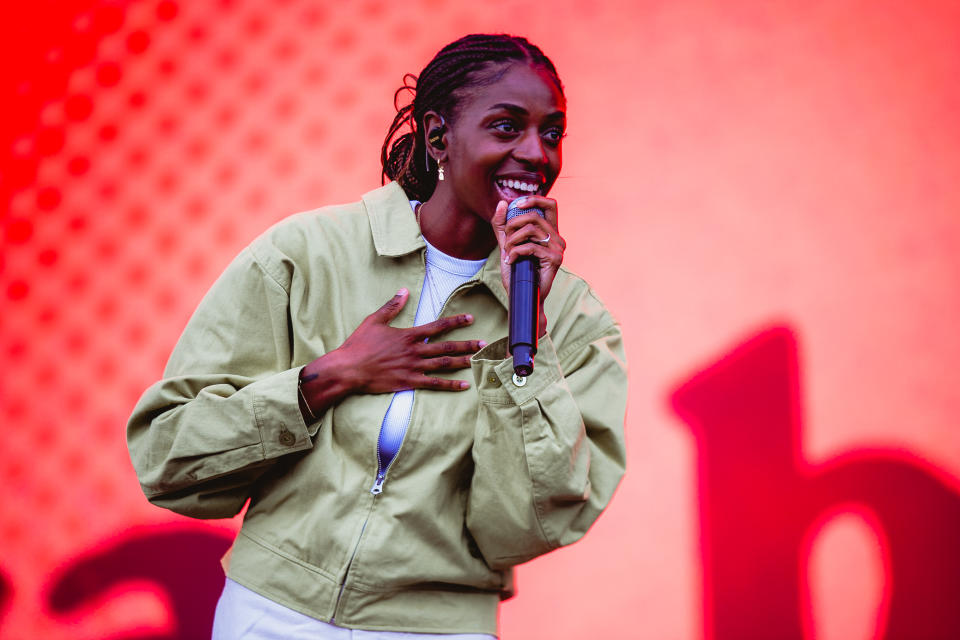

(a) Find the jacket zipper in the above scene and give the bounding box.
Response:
[332,495,376,622]
[370,391,410,494]
[335,390,418,619]
[336,301,428,617]
[370,417,395,494]
[339,280,475,615]
[333,413,409,620]
[369,279,475,495]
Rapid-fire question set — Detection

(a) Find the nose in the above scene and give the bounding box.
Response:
[513,130,548,167]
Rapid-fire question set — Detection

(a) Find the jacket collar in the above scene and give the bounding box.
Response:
[362,181,425,258]
[362,182,509,309]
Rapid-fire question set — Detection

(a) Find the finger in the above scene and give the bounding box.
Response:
[503,210,556,249]
[505,220,551,247]
[412,313,474,339]
[370,288,409,324]
[419,354,475,371]
[503,211,547,237]
[491,200,509,254]
[504,242,562,267]
[509,227,565,251]
[418,339,487,357]
[491,200,508,234]
[506,195,558,230]
[414,375,471,391]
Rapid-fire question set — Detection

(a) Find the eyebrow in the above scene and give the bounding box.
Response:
[487,102,566,120]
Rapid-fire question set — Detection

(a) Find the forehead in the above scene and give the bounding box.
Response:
[456,63,566,117]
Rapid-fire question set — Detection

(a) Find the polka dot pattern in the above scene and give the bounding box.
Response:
[1,1,511,635]
[0,0,589,616]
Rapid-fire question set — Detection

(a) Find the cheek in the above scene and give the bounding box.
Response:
[461,155,500,189]
[447,143,510,196]
[549,143,562,168]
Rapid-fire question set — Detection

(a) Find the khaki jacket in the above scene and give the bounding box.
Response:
[127,182,627,635]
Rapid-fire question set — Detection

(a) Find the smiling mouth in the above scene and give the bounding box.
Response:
[495,178,542,201]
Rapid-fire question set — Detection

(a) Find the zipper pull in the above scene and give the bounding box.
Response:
[370,471,386,495]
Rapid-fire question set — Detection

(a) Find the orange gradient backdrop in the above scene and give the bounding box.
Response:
[2,1,959,638]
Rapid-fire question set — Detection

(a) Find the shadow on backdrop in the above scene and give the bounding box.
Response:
[0,568,10,626]
[672,326,960,640]
[45,527,231,639]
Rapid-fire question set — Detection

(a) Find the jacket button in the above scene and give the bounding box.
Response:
[488,375,498,385]
[512,373,527,387]
[279,428,296,446]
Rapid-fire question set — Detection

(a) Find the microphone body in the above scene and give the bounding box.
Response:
[506,198,545,377]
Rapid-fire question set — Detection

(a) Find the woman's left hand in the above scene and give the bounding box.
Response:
[490,196,566,337]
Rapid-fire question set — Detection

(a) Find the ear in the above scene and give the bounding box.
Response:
[423,110,448,161]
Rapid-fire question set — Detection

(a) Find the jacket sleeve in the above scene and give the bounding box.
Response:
[126,244,317,519]
[465,295,627,570]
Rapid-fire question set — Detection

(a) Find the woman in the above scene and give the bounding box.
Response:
[127,34,627,638]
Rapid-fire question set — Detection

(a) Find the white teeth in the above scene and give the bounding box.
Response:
[498,179,539,193]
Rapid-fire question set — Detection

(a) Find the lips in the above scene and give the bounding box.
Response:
[495,176,543,202]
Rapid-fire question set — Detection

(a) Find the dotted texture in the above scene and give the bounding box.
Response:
[0,2,608,636]
[0,1,476,636]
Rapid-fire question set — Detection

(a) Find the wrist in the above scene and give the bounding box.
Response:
[297,376,318,421]
[298,349,356,416]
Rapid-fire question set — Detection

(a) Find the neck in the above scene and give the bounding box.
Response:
[418,190,497,260]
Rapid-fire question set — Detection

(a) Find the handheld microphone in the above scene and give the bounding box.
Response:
[506,198,545,377]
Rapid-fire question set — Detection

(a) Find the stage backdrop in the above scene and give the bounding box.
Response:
[2,1,959,638]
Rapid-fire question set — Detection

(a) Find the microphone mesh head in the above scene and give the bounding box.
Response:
[506,197,545,221]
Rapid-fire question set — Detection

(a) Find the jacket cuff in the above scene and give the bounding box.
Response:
[472,335,562,406]
[253,367,314,459]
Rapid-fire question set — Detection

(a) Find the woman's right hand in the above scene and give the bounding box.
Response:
[297,288,484,420]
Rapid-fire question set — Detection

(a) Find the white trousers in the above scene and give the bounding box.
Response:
[212,579,498,640]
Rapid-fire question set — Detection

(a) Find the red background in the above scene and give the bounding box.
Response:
[2,1,960,638]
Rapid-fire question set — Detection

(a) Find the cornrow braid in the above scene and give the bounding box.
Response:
[381,34,563,202]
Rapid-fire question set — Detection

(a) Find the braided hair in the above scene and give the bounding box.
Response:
[381,34,563,202]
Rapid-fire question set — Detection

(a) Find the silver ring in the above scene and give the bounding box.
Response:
[535,233,551,245]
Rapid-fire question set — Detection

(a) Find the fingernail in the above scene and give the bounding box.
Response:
[464,314,474,322]
[459,381,470,390]
[397,288,407,295]
[478,340,487,348]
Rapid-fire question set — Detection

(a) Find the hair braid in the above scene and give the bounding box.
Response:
[381,34,563,202]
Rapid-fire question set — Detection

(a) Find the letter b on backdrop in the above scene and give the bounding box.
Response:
[672,328,960,640]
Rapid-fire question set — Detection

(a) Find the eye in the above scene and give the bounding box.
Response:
[491,119,519,136]
[542,127,566,146]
